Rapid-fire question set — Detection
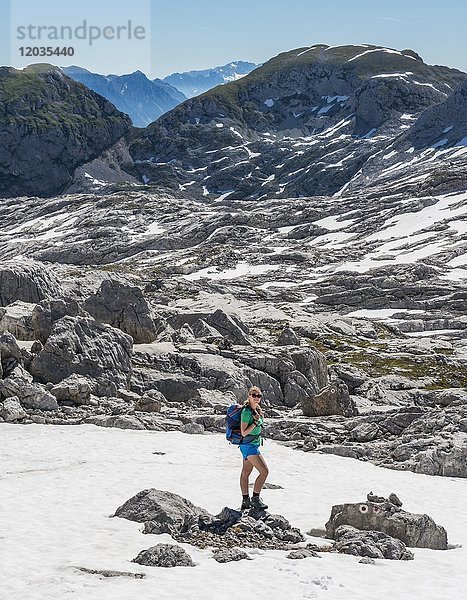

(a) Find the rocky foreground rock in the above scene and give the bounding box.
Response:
[325,493,448,550]
[114,489,446,565]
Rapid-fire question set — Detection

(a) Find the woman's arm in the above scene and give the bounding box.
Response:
[241,420,258,437]
[240,411,259,437]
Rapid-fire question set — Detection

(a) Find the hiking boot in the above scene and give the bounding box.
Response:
[241,497,251,510]
[251,495,268,510]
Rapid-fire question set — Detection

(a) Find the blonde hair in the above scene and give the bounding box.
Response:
[243,386,263,413]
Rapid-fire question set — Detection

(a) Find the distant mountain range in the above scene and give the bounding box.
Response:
[163,61,259,98]
[1,46,467,200]
[62,66,186,127]
[62,61,259,127]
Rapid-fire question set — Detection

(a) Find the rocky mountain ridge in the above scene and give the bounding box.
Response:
[0,64,132,198]
[127,44,467,200]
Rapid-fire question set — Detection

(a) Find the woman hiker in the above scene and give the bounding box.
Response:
[239,386,269,510]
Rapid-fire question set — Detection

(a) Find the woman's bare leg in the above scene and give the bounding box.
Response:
[246,454,269,493]
[240,459,253,494]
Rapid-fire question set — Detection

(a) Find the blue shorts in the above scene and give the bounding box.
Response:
[240,443,261,460]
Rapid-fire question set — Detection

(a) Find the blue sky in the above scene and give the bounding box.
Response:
[2,0,466,77]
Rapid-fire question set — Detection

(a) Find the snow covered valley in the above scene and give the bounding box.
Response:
[1,425,466,600]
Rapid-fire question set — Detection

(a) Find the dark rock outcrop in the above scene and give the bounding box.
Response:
[334,525,414,560]
[325,494,448,549]
[0,64,132,198]
[0,263,63,307]
[83,279,163,343]
[29,316,133,393]
[114,489,210,535]
[302,381,357,417]
[0,376,58,411]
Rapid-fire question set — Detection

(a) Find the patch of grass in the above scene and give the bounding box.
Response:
[344,350,467,388]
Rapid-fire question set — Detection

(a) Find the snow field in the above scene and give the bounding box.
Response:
[1,425,466,600]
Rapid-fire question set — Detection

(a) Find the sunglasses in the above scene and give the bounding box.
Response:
[250,393,262,399]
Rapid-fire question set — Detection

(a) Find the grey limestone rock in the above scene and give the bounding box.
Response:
[325,496,448,549]
[83,279,163,344]
[334,525,414,560]
[0,376,58,411]
[0,332,22,378]
[50,374,92,406]
[84,415,145,430]
[302,380,357,417]
[75,566,145,579]
[0,301,36,341]
[0,396,27,421]
[207,309,251,346]
[134,393,163,413]
[286,548,319,559]
[30,316,133,394]
[132,544,194,567]
[114,488,210,535]
[276,326,300,346]
[0,262,63,307]
[213,548,251,563]
[181,422,205,434]
[32,299,81,344]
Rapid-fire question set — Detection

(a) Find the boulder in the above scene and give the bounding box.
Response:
[191,318,223,341]
[135,392,163,413]
[83,279,163,343]
[0,332,22,378]
[412,443,467,478]
[424,388,467,407]
[287,347,328,390]
[0,301,36,340]
[50,374,91,406]
[325,495,448,549]
[194,388,237,408]
[0,376,58,411]
[380,407,424,435]
[207,309,251,345]
[334,525,414,560]
[29,316,133,394]
[172,323,197,345]
[180,422,204,434]
[32,299,81,344]
[84,415,145,430]
[0,262,63,307]
[131,369,203,401]
[276,326,300,346]
[176,352,248,400]
[213,548,251,563]
[286,548,319,559]
[0,396,27,421]
[282,370,317,407]
[132,544,194,567]
[350,422,381,442]
[329,364,367,393]
[302,380,357,417]
[114,489,211,535]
